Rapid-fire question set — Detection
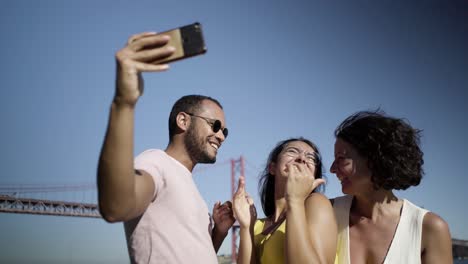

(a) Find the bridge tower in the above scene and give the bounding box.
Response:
[231,156,244,263]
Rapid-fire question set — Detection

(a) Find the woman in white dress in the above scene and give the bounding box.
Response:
[330,110,453,264]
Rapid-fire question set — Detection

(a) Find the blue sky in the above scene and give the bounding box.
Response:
[1,1,467,262]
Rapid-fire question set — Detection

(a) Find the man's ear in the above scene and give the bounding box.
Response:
[268,162,276,176]
[176,112,190,132]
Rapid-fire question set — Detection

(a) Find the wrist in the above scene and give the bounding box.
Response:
[286,197,305,208]
[240,223,253,231]
[239,221,251,229]
[240,226,253,236]
[212,225,229,238]
[112,97,136,110]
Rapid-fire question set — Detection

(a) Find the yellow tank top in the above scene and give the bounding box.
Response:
[253,218,286,264]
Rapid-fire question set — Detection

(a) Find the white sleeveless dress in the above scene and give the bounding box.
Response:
[333,195,428,264]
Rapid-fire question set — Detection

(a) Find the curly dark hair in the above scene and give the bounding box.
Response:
[335,110,424,190]
[258,138,325,218]
[168,95,222,142]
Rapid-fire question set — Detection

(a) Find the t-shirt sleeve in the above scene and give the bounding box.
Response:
[134,149,163,200]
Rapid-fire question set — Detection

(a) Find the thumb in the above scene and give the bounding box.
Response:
[213,201,221,210]
[311,179,326,191]
[246,195,254,206]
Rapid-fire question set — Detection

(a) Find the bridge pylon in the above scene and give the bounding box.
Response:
[230,156,244,263]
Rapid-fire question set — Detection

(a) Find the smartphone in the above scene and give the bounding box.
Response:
[153,22,207,64]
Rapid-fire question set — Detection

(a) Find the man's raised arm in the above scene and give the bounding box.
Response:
[97,32,175,222]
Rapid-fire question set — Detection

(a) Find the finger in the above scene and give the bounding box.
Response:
[293,163,300,171]
[133,61,170,72]
[312,179,326,190]
[239,175,246,187]
[295,163,304,173]
[132,46,175,63]
[219,205,231,213]
[221,209,232,216]
[299,163,311,175]
[234,176,246,196]
[213,202,219,217]
[221,201,233,211]
[216,211,228,218]
[246,196,254,206]
[234,187,243,198]
[127,32,158,45]
[250,204,257,217]
[287,163,299,175]
[305,163,316,178]
[219,209,233,217]
[129,34,171,52]
[213,201,221,211]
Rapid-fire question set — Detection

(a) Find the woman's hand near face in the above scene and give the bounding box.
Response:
[284,162,335,264]
[285,162,325,203]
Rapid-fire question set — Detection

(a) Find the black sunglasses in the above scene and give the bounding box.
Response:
[185,112,229,138]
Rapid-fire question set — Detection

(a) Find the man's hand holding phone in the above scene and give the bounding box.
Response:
[114,32,175,107]
[114,23,207,107]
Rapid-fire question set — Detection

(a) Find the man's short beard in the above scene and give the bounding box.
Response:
[184,124,216,164]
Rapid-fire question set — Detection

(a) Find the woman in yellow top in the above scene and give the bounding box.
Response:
[233,138,337,264]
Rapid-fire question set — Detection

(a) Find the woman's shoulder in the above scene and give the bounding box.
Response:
[305,193,335,214]
[421,212,453,260]
[401,199,446,232]
[306,192,332,205]
[422,212,450,237]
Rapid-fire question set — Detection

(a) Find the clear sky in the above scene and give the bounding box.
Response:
[1,0,467,263]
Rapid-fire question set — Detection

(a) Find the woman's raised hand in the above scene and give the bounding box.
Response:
[285,162,325,203]
[233,176,257,228]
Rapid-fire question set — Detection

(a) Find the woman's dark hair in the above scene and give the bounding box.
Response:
[335,110,424,190]
[258,137,325,218]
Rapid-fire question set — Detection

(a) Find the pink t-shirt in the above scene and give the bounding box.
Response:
[124,149,218,264]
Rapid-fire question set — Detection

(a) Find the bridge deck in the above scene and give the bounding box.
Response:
[0,195,101,218]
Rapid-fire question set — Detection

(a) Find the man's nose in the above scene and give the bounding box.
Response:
[330,160,337,173]
[214,130,225,143]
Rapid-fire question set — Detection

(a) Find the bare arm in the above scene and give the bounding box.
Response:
[233,176,257,264]
[97,32,175,222]
[238,225,256,264]
[286,193,337,264]
[305,194,337,263]
[211,225,229,253]
[421,212,453,264]
[285,163,336,264]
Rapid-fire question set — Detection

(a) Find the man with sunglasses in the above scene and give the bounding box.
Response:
[97,32,234,263]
